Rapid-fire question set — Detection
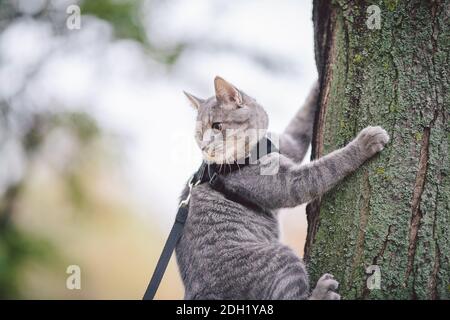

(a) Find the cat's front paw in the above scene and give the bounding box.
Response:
[355,126,390,157]
[309,273,341,300]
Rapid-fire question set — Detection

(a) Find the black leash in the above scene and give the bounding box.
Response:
[143,136,278,300]
[142,172,202,300]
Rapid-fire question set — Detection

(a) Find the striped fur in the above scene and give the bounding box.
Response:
[176,78,389,299]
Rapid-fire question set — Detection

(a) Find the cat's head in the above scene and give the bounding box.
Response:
[184,76,269,164]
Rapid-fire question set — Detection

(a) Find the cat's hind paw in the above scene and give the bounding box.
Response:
[309,273,341,300]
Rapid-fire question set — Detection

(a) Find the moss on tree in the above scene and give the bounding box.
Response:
[305,0,449,299]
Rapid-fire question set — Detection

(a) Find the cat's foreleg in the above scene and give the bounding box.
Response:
[224,126,389,210]
[279,81,319,162]
[289,126,390,204]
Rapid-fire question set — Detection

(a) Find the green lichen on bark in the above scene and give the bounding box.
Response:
[306,0,449,299]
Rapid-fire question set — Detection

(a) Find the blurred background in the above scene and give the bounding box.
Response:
[0,0,316,299]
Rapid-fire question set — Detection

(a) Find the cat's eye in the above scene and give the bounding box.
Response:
[212,122,222,130]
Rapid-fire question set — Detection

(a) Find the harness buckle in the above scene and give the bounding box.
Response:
[178,174,201,208]
[209,172,218,187]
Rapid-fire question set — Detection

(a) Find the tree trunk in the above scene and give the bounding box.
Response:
[305,0,449,299]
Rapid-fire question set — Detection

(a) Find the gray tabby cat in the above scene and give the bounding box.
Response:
[176,76,389,300]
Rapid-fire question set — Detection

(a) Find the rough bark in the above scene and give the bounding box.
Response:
[305,0,449,299]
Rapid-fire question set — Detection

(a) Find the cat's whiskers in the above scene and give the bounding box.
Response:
[225,158,232,174]
[205,129,256,165]
[207,162,213,181]
[236,161,242,174]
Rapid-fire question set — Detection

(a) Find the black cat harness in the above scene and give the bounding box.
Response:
[143,136,278,299]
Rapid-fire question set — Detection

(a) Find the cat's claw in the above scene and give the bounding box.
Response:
[309,273,341,300]
[356,126,390,156]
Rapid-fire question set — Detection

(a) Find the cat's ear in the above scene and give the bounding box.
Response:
[183,91,204,110]
[214,76,243,106]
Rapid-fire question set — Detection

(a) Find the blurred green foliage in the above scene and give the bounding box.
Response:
[0,0,176,299]
[53,111,100,144]
[81,0,147,43]
[0,109,101,298]
[81,0,185,65]
[0,225,55,298]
